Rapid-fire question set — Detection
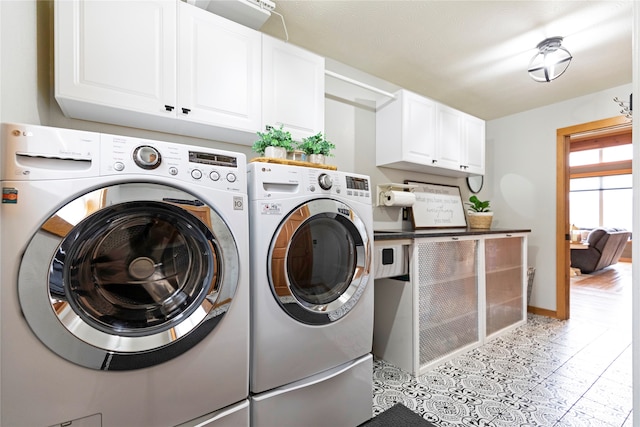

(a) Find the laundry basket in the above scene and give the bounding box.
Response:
[527,267,536,306]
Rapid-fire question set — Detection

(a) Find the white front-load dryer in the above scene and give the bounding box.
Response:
[247,162,374,426]
[0,123,250,427]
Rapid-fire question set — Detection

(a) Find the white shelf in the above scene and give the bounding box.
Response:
[325,70,397,109]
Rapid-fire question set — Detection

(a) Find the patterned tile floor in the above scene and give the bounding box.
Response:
[371,267,633,426]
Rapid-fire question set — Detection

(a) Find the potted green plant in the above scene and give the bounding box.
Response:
[465,195,493,229]
[298,132,335,164]
[252,125,296,159]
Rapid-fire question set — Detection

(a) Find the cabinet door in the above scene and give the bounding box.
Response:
[262,35,325,141]
[484,236,525,337]
[414,238,480,369]
[402,91,437,164]
[177,2,261,131]
[435,104,463,171]
[55,0,176,116]
[461,113,485,175]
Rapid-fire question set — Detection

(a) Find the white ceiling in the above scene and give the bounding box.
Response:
[259,1,633,120]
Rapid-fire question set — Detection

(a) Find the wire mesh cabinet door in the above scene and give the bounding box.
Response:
[484,234,527,337]
[414,237,480,373]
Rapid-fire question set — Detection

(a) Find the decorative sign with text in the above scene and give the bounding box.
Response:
[406,181,467,229]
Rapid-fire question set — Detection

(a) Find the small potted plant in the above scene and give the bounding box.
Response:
[465,195,493,229]
[252,125,296,159]
[298,132,336,164]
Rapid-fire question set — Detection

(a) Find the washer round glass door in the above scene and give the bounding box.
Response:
[268,198,371,325]
[18,183,240,370]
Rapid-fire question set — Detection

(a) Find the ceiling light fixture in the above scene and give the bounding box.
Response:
[527,37,572,82]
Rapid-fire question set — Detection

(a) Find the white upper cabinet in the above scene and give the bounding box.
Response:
[434,104,463,172]
[55,0,177,120]
[376,89,486,177]
[376,90,437,168]
[435,105,485,175]
[262,34,325,141]
[55,0,262,145]
[177,1,261,133]
[461,113,486,175]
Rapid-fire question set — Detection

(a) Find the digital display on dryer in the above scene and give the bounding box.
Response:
[189,151,238,168]
[346,176,369,191]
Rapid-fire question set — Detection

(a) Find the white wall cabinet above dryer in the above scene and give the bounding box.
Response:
[376,89,485,177]
[55,0,262,145]
[262,34,325,142]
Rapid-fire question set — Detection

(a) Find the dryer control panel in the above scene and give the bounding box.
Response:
[305,169,371,204]
[248,162,371,205]
[101,134,246,193]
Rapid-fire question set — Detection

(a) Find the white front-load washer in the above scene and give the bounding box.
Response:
[247,162,374,426]
[0,123,250,427]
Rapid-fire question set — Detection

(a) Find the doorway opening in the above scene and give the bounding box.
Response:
[555,116,632,320]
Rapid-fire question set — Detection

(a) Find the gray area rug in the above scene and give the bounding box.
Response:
[358,403,436,427]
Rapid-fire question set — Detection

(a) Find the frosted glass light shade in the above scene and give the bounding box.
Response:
[528,37,572,82]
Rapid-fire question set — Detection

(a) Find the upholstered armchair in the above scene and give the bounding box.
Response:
[570,228,631,274]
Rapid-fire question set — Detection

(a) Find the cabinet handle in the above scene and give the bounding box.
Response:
[451,237,459,241]
[432,159,437,164]
[181,108,191,115]
[164,105,174,112]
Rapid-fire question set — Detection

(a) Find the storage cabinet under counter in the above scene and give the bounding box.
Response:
[373,230,529,376]
[484,235,526,336]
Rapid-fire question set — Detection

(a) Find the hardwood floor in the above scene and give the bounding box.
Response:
[570,261,632,328]
[571,261,632,292]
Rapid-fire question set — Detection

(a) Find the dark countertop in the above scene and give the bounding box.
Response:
[374,228,531,241]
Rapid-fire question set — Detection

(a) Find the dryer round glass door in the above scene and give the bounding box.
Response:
[268,198,371,324]
[18,183,240,370]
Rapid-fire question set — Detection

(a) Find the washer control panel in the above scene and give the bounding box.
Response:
[100,133,246,192]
